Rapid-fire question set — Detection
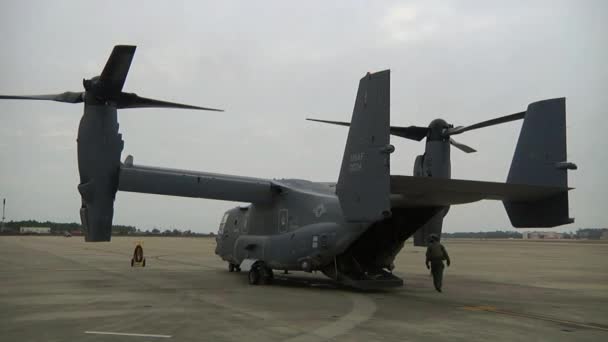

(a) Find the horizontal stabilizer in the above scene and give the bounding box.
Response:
[390,175,570,208]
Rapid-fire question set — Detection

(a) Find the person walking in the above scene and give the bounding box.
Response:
[426,234,450,292]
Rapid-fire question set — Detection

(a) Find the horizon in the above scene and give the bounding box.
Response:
[2,217,606,235]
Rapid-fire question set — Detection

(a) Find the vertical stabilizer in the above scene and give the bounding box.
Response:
[507,98,568,187]
[337,70,393,222]
[504,98,576,227]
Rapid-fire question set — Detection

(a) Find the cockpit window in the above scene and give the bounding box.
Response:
[218,213,229,234]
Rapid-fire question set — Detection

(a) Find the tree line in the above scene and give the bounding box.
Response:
[0,220,215,237]
[1,220,606,239]
[442,228,607,240]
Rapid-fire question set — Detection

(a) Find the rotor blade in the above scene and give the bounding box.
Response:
[99,45,137,93]
[307,118,429,141]
[450,138,477,153]
[306,118,351,127]
[117,93,223,111]
[0,91,83,104]
[445,111,526,136]
[389,126,429,141]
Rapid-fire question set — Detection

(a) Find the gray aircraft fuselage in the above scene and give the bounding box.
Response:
[214,119,455,287]
[214,177,442,288]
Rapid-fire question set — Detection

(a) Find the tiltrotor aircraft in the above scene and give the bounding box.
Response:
[1,45,577,289]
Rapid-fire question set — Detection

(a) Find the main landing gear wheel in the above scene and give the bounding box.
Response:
[248,262,273,285]
[261,267,274,285]
[248,266,261,285]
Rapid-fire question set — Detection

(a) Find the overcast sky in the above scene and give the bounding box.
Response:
[0,0,606,233]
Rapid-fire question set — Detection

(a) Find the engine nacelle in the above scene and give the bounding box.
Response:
[77,101,123,241]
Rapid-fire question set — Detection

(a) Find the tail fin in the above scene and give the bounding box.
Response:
[337,70,393,222]
[503,98,576,227]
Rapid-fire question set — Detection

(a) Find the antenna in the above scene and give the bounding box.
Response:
[1,198,5,232]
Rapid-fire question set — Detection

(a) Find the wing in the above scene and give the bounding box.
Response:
[390,175,569,208]
[118,158,277,203]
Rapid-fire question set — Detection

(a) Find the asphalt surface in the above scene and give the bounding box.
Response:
[0,236,606,342]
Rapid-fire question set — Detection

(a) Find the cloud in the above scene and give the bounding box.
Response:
[381,4,425,42]
[380,2,497,44]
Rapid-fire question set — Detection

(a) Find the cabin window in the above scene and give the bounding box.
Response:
[242,212,249,234]
[278,209,288,233]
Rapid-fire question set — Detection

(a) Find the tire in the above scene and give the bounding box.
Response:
[248,267,260,285]
[229,263,235,272]
[261,267,274,285]
[134,245,144,263]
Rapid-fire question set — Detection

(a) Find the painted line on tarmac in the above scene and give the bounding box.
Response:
[462,306,608,332]
[85,331,172,338]
[282,293,377,342]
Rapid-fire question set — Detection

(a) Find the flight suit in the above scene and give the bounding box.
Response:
[426,240,450,292]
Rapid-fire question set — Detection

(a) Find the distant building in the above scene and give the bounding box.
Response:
[1,226,16,233]
[20,227,51,234]
[601,231,608,240]
[522,231,563,240]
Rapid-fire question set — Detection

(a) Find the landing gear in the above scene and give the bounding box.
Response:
[248,262,273,285]
[228,263,241,272]
[260,266,274,285]
[248,266,260,285]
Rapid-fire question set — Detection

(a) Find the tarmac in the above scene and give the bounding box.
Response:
[0,236,606,342]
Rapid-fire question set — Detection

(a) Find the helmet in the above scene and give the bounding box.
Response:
[428,234,439,243]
